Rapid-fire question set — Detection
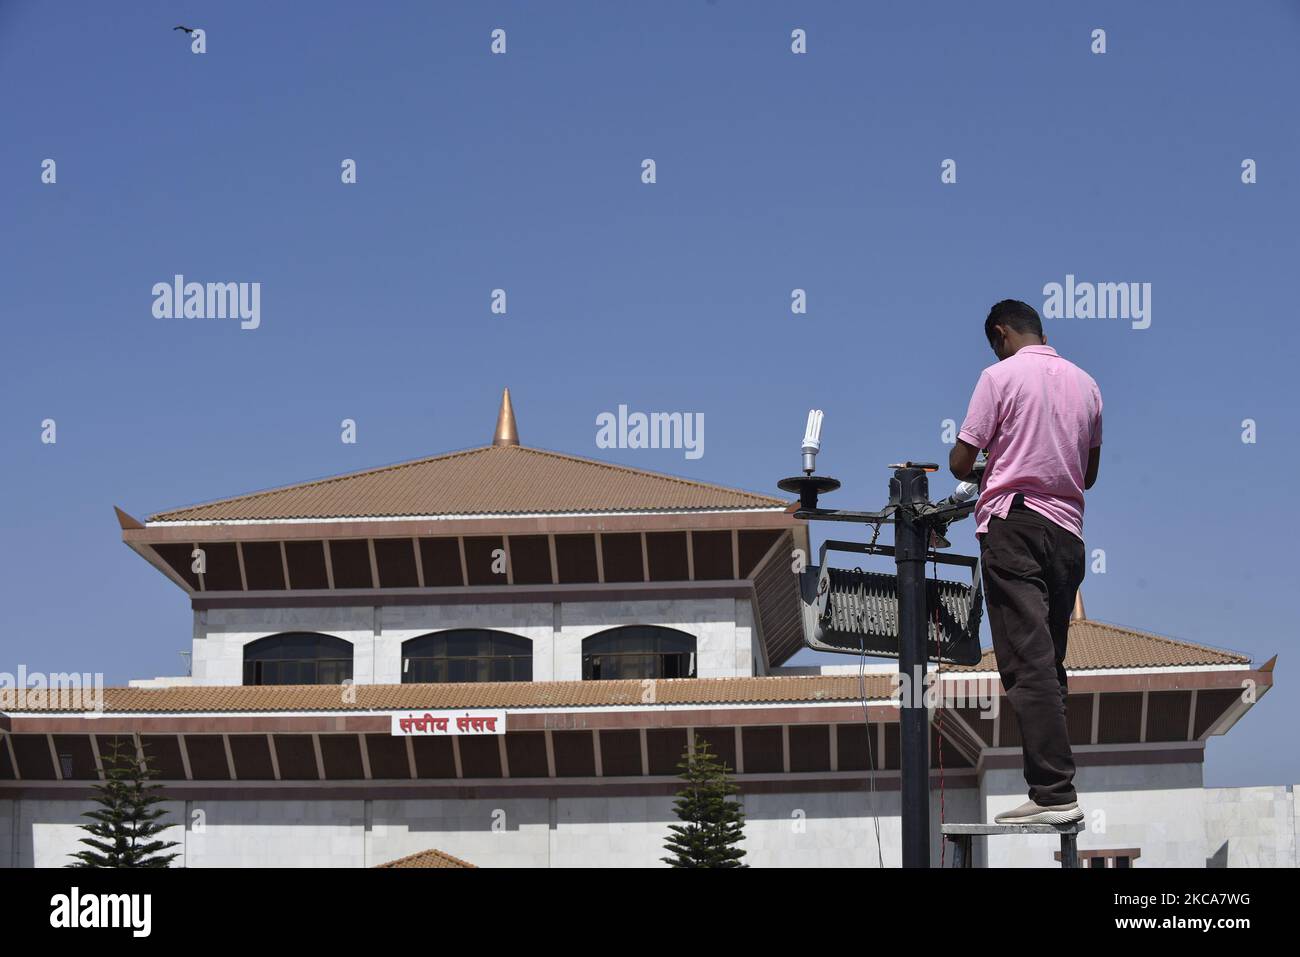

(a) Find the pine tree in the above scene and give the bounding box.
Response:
[68,736,180,868]
[661,734,747,867]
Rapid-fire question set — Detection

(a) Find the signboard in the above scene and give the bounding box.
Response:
[390,710,507,736]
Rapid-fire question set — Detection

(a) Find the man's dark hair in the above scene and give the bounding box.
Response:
[985,299,1044,344]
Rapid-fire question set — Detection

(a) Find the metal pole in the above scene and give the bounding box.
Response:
[891,466,931,868]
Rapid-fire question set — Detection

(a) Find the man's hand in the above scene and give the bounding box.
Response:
[949,439,980,481]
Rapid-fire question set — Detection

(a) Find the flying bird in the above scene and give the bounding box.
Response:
[173,25,195,34]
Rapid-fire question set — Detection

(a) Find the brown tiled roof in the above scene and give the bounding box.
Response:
[148,444,788,522]
[375,848,476,869]
[1,624,1251,715]
[0,622,1254,714]
[2,676,896,714]
[949,619,1252,672]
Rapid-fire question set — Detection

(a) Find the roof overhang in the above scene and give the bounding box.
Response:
[122,506,799,544]
[0,664,1269,725]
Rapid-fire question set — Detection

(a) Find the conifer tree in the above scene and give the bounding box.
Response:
[68,736,180,868]
[662,734,747,867]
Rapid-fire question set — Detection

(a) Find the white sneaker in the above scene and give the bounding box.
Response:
[994,799,1083,825]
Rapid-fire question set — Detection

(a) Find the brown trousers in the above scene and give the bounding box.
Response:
[980,494,1086,807]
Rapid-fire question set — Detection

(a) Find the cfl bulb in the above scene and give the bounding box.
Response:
[801,409,823,473]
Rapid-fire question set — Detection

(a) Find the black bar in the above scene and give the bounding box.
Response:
[820,540,978,569]
[951,834,972,869]
[892,467,931,868]
[793,507,893,524]
[1060,833,1079,869]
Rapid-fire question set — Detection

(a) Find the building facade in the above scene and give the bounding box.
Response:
[0,393,1282,867]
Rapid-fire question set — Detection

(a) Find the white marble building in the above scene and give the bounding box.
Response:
[0,394,1281,867]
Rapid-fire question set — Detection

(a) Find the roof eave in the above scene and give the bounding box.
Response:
[125,508,801,546]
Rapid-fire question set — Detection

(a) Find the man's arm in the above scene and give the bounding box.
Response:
[949,440,980,481]
[952,370,998,480]
[1085,445,1101,490]
[1085,390,1102,490]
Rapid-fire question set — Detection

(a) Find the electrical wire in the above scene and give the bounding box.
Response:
[857,518,886,868]
[859,629,885,869]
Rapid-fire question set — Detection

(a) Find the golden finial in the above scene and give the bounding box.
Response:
[493,388,519,447]
[1070,590,1086,621]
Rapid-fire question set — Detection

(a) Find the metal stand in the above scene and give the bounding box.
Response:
[779,462,980,869]
[942,822,1084,869]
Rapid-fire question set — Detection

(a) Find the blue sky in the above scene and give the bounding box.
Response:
[2,1,1296,787]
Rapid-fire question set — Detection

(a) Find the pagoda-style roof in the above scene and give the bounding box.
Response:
[951,619,1253,672]
[0,635,1264,716]
[112,390,808,668]
[146,443,787,524]
[0,664,1271,790]
[3,675,897,714]
[375,848,476,869]
[145,388,786,524]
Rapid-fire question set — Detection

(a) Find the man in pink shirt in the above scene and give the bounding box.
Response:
[949,300,1103,826]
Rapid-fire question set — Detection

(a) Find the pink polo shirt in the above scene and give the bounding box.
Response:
[958,345,1102,541]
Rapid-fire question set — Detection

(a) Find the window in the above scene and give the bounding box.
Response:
[582,626,697,680]
[401,630,532,683]
[243,633,353,686]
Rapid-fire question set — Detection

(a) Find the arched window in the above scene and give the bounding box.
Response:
[401,630,533,683]
[243,633,353,686]
[582,626,697,680]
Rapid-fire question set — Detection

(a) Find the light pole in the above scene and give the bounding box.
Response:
[779,414,984,868]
